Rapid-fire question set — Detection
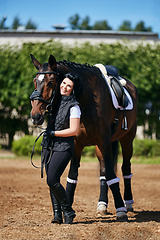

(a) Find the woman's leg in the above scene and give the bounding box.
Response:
[46,151,72,187]
[44,149,63,224]
[47,150,76,224]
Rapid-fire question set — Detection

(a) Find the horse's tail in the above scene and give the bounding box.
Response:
[111,140,119,173]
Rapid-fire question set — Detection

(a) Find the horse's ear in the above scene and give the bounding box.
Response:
[30,54,42,70]
[48,55,57,70]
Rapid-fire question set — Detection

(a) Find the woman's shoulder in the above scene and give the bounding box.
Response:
[70,105,81,118]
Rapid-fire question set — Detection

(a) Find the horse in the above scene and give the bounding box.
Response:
[30,54,137,221]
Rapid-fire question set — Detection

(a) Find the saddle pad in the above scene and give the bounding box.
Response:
[108,82,133,110]
[94,63,133,110]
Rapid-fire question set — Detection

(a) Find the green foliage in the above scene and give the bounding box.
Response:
[25,19,37,29]
[11,136,160,159]
[68,14,81,30]
[82,139,160,159]
[134,21,152,32]
[68,14,152,32]
[118,21,132,31]
[118,20,152,32]
[133,139,160,157]
[11,135,96,157]
[82,146,95,157]
[12,135,42,156]
[92,20,112,30]
[0,40,160,146]
[12,16,22,29]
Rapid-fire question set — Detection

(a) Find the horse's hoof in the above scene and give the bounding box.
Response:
[125,203,133,212]
[116,212,128,222]
[97,204,107,215]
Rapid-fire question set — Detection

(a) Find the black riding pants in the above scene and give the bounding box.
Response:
[44,149,72,188]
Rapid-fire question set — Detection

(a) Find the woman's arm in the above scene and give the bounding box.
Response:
[54,118,80,137]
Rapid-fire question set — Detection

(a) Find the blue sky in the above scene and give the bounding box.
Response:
[0,0,160,35]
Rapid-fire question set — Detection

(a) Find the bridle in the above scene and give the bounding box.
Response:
[30,69,60,177]
[30,70,59,112]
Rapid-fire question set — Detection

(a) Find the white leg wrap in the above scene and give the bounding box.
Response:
[124,199,134,204]
[99,176,106,181]
[123,174,133,179]
[67,177,78,184]
[107,177,120,186]
[97,201,108,207]
[116,211,127,218]
[116,207,127,213]
[124,200,134,212]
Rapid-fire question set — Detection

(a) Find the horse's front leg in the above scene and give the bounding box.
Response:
[99,137,128,221]
[66,143,83,207]
[119,123,137,212]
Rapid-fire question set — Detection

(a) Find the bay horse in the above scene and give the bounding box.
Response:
[30,54,137,221]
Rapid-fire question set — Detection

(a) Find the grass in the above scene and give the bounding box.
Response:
[81,155,160,164]
[1,151,160,164]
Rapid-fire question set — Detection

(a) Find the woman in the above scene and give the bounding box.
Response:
[42,72,83,224]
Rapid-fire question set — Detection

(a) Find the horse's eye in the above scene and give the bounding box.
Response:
[47,81,53,87]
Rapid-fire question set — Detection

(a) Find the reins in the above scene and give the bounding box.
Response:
[30,126,53,178]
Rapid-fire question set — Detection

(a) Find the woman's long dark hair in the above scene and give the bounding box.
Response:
[64,72,83,101]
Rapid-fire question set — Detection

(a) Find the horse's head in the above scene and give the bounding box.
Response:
[30,54,59,125]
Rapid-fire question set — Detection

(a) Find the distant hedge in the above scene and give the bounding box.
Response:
[132,139,160,157]
[1,40,160,147]
[11,135,160,157]
[12,135,42,156]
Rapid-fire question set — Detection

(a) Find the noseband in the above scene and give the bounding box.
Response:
[30,70,59,111]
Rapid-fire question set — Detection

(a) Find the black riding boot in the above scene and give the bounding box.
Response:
[50,188,63,224]
[51,183,76,224]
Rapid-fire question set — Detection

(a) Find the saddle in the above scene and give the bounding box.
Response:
[94,63,130,133]
[95,64,129,109]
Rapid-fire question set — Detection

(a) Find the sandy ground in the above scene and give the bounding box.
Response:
[0,155,160,240]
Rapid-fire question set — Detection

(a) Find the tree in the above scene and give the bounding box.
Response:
[81,16,91,30]
[134,21,152,32]
[25,19,37,29]
[12,16,22,29]
[0,15,7,29]
[92,20,112,30]
[68,14,81,30]
[118,21,132,31]
[68,14,112,30]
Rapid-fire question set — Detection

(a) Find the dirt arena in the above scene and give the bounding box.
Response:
[0,155,160,240]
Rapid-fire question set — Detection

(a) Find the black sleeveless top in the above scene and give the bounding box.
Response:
[42,95,80,155]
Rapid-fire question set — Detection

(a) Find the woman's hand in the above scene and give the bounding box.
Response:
[46,129,55,138]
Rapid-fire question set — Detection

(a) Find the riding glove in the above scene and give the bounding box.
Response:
[46,129,55,138]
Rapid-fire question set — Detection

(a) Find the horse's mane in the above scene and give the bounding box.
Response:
[57,60,94,69]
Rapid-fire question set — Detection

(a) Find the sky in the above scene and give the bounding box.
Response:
[0,0,160,36]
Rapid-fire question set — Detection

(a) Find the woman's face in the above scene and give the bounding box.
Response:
[60,78,74,96]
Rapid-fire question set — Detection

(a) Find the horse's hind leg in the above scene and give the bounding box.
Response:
[119,123,137,212]
[98,135,128,221]
[95,141,119,215]
[95,146,108,215]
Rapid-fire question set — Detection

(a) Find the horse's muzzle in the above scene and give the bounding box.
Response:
[30,112,45,125]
